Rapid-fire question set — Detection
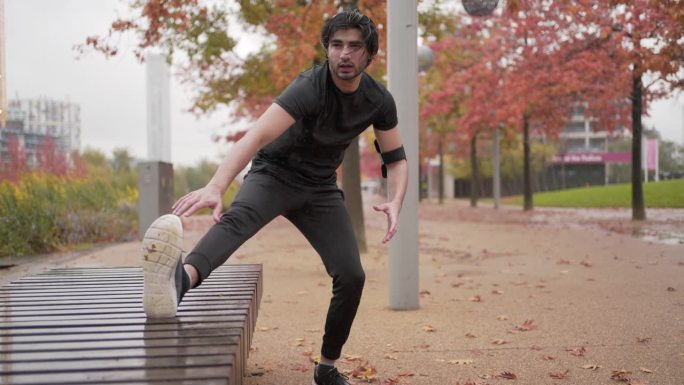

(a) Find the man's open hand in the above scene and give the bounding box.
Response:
[172,184,224,222]
[372,201,401,243]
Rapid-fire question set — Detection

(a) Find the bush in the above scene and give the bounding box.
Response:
[0,173,138,257]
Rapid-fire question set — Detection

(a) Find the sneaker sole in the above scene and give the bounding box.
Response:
[142,214,183,318]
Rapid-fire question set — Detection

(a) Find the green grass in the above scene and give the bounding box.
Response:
[501,179,684,208]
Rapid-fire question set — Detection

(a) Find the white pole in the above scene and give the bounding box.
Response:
[387,1,419,310]
[493,127,501,209]
[654,140,659,182]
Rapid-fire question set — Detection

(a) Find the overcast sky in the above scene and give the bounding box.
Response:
[5,0,684,168]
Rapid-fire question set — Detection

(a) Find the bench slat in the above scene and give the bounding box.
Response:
[0,264,261,385]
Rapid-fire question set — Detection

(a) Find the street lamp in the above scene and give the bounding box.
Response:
[462,0,499,16]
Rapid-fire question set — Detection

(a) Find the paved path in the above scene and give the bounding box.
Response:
[3,199,683,384]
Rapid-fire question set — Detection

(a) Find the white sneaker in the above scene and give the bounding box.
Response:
[142,214,184,318]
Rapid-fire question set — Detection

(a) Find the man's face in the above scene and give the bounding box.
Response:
[327,28,369,84]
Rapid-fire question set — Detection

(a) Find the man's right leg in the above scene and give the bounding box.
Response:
[184,172,300,286]
[143,172,298,318]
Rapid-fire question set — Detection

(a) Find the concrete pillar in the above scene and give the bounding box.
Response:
[137,161,174,239]
[387,2,419,310]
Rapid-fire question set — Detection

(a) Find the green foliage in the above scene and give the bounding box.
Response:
[0,148,140,258]
[503,179,684,208]
[658,140,684,175]
[449,136,558,180]
[174,159,239,214]
[0,173,137,258]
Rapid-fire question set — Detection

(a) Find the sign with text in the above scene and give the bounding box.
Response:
[552,152,631,164]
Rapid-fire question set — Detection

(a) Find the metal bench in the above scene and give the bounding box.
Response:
[0,264,262,385]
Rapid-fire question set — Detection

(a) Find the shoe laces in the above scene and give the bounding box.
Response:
[319,366,349,385]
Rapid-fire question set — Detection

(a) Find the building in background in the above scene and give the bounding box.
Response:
[0,96,81,167]
[0,0,7,128]
[550,103,632,188]
[146,53,171,163]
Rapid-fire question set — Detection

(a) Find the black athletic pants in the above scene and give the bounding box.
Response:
[184,170,365,360]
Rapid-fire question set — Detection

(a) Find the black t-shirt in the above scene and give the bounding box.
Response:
[250,64,398,185]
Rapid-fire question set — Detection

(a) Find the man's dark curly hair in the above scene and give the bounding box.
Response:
[320,9,379,64]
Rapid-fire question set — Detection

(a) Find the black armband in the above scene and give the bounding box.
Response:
[374,140,407,178]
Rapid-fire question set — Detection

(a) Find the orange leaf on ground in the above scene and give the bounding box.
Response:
[497,371,517,380]
[350,361,378,381]
[610,369,632,382]
[549,369,570,379]
[514,319,538,332]
[566,346,587,357]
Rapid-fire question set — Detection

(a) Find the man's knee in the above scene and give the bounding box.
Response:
[335,268,365,295]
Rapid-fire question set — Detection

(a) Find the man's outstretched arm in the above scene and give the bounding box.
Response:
[372,126,408,243]
[172,103,295,221]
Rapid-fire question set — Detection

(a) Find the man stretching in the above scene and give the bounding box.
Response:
[141,9,407,385]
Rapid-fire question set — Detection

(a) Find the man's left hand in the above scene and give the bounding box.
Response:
[373,201,401,243]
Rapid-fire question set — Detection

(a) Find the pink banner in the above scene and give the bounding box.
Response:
[645,138,658,171]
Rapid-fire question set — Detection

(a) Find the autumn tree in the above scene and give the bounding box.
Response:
[601,0,684,219]
[36,136,69,177]
[0,135,28,182]
[418,4,463,204]
[81,0,395,252]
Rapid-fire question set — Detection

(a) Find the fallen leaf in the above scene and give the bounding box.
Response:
[496,315,509,321]
[610,369,632,382]
[566,346,587,357]
[491,339,508,345]
[514,319,538,332]
[290,363,309,372]
[305,328,321,332]
[383,354,398,360]
[448,359,474,365]
[542,355,555,361]
[581,364,601,371]
[420,290,431,297]
[380,378,400,385]
[423,325,436,332]
[639,367,653,374]
[343,354,364,362]
[580,261,593,267]
[469,295,482,302]
[452,282,464,288]
[636,337,651,343]
[464,332,477,338]
[297,290,310,295]
[302,350,319,363]
[496,371,517,380]
[492,290,504,295]
[549,369,570,379]
[667,287,675,292]
[350,361,378,381]
[558,259,571,265]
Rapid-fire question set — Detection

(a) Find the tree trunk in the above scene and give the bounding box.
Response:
[631,72,646,220]
[523,114,533,211]
[342,138,367,253]
[469,134,479,207]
